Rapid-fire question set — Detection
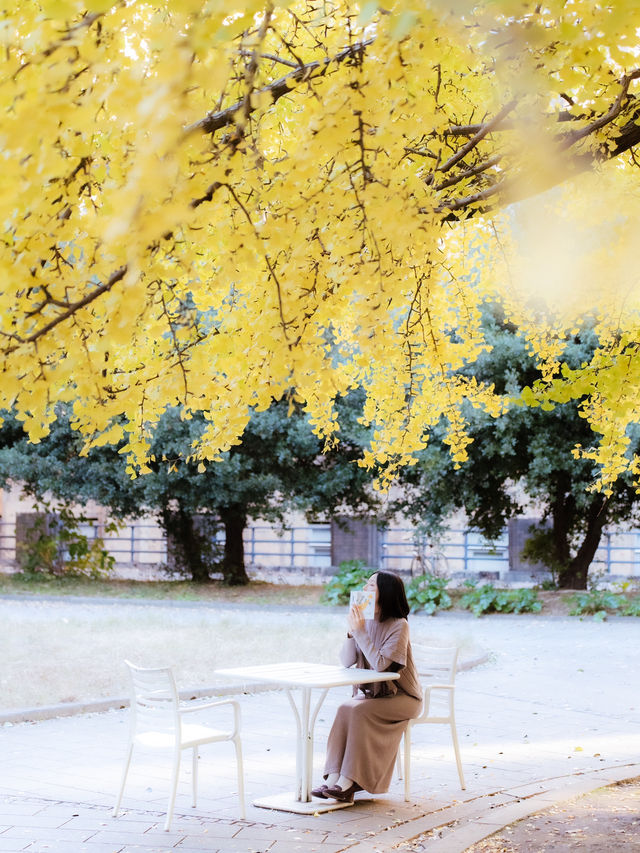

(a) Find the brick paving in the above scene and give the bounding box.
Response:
[2,609,640,852]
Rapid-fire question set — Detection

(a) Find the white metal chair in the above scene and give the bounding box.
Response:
[113,660,245,830]
[397,645,466,801]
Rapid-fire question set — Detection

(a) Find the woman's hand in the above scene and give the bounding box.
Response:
[348,603,365,635]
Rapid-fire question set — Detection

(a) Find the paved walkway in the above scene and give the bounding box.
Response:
[1,610,640,852]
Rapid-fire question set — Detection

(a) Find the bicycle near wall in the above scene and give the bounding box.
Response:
[409,540,450,578]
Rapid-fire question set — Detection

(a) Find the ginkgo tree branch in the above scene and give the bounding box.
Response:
[14,10,104,78]
[236,5,273,134]
[432,72,640,216]
[186,37,639,213]
[560,69,640,148]
[436,100,517,174]
[223,182,293,346]
[437,98,640,216]
[433,155,502,191]
[2,266,127,352]
[7,30,640,352]
[12,92,640,344]
[183,37,375,137]
[10,39,375,348]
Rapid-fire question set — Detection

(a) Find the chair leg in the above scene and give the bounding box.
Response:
[234,735,246,819]
[113,742,134,817]
[396,744,403,780]
[192,747,198,808]
[450,718,466,790]
[164,747,182,832]
[404,726,412,802]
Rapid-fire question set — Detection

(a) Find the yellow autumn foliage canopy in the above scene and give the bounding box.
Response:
[1,1,640,487]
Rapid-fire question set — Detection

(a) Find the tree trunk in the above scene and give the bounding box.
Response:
[551,507,572,570]
[161,506,211,583]
[544,477,574,586]
[557,497,608,590]
[219,505,250,586]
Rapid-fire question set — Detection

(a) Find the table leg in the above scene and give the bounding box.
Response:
[285,686,305,800]
[301,686,327,802]
[253,686,354,814]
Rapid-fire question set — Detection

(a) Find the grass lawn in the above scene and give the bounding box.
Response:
[0,571,325,606]
[0,573,478,712]
[0,598,347,711]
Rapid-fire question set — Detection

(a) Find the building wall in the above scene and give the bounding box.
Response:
[2,485,639,581]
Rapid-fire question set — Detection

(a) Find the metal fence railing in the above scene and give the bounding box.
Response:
[380,528,640,578]
[0,520,333,571]
[0,521,168,567]
[379,528,510,576]
[1,519,639,577]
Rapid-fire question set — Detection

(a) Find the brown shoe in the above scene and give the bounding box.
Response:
[325,782,363,803]
[311,784,329,799]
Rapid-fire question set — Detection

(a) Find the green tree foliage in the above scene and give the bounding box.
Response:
[394,311,640,590]
[0,396,378,584]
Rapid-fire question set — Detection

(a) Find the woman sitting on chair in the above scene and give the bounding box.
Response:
[312,571,422,803]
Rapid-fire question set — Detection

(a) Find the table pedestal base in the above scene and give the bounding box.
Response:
[253,792,354,814]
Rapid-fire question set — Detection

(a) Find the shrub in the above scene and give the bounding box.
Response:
[16,501,116,579]
[459,582,542,617]
[321,560,371,606]
[622,597,640,617]
[568,589,638,621]
[405,573,452,614]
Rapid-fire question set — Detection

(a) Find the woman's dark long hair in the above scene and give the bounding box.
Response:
[375,571,410,621]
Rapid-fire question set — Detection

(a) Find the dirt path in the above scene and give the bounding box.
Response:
[464,777,640,852]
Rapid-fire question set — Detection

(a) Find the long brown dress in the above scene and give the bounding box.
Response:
[323,617,422,794]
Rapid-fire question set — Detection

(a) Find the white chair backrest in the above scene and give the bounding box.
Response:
[413,644,459,682]
[125,660,180,736]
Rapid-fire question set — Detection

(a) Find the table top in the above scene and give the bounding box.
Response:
[216,661,400,689]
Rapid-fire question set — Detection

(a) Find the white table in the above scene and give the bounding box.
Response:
[215,661,400,813]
